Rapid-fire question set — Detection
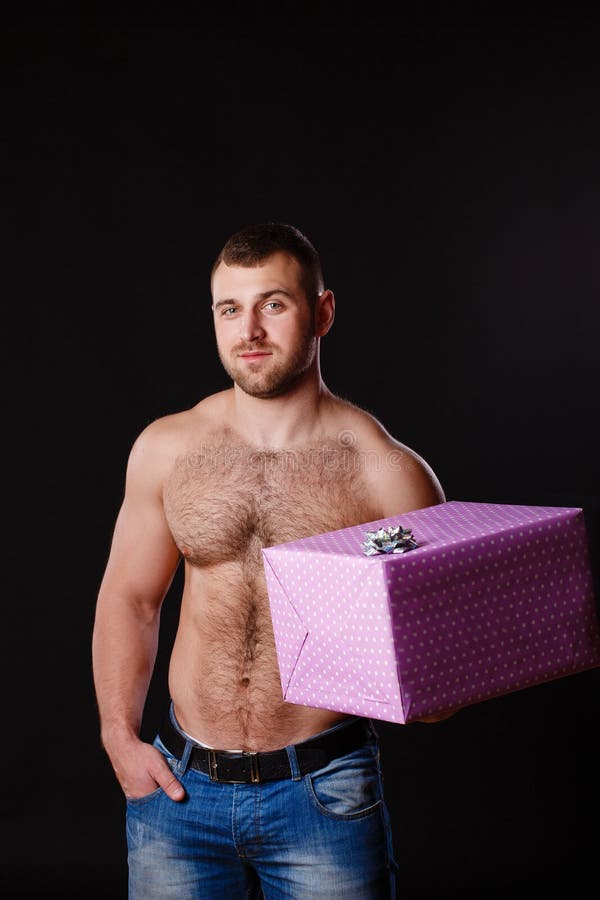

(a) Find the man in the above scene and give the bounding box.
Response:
[92,222,446,898]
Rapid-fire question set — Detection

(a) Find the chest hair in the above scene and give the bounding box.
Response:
[163,440,379,568]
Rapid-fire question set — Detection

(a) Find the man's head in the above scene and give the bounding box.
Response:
[210,222,334,399]
[210,222,324,315]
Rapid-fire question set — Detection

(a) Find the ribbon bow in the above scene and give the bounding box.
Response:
[361,524,418,556]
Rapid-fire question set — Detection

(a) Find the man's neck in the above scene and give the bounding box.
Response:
[228,373,335,449]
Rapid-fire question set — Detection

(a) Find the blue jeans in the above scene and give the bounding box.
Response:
[126,710,398,898]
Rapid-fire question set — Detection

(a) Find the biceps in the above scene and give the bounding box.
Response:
[99,497,181,608]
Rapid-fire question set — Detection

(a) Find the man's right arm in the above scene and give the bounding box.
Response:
[91,421,185,801]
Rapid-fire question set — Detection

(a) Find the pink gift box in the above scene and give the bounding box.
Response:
[261,500,600,724]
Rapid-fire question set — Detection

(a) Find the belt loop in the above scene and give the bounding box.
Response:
[175,739,193,777]
[285,744,302,781]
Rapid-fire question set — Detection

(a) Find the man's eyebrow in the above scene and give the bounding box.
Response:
[213,289,294,310]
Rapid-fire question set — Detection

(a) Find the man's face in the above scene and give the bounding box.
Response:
[211,251,318,399]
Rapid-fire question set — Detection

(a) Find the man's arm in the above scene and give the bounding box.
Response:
[91,421,185,801]
[361,418,458,723]
[367,435,446,516]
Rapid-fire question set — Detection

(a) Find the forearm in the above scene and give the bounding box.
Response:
[91,593,161,751]
[91,592,186,801]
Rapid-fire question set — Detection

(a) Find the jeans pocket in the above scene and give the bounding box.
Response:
[126,784,165,807]
[305,743,383,821]
[126,738,179,806]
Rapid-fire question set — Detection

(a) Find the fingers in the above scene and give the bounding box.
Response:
[153,759,185,801]
[417,707,461,723]
[116,743,187,801]
[161,772,186,801]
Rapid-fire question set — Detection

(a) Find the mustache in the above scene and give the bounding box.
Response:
[234,343,275,354]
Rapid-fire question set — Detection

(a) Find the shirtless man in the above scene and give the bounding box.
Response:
[92,222,446,899]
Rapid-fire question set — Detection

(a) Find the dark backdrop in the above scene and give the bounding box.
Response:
[4,9,600,899]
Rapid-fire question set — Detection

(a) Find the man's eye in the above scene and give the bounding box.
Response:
[222,307,238,316]
[265,302,282,310]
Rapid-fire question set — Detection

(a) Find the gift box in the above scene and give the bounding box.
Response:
[261,500,600,724]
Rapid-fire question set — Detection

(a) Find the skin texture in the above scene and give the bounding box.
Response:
[92,251,447,802]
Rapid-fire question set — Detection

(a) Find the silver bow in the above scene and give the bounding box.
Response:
[361,524,418,556]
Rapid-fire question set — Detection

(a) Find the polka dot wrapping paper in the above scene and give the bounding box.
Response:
[261,500,600,724]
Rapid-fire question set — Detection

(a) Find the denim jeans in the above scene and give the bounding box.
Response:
[126,710,398,898]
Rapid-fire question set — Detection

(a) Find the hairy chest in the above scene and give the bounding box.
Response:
[163,442,379,568]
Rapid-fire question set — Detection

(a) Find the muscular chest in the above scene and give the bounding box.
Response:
[163,442,379,567]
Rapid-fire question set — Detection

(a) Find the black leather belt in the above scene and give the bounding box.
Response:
[158,712,375,784]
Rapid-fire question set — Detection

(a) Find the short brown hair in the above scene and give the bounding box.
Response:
[211,222,324,308]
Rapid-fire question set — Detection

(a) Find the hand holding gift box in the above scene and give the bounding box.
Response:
[262,500,600,724]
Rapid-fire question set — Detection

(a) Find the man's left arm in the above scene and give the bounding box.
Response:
[366,433,445,517]
[363,427,459,724]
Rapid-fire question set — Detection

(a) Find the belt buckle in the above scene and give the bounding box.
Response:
[207,749,261,783]
[245,751,261,784]
[207,750,219,781]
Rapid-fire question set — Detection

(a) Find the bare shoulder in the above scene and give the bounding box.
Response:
[126,392,228,486]
[330,397,446,516]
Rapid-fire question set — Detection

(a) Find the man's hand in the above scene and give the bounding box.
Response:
[416,708,461,724]
[105,734,186,802]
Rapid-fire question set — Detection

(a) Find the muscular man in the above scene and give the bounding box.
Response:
[92,222,446,898]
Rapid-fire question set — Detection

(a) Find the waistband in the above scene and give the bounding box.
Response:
[158,706,376,784]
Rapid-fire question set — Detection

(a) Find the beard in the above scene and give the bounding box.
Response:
[218,331,318,399]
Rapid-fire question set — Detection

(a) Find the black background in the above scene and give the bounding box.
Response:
[3,8,600,899]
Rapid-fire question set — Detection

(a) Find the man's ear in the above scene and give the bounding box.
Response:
[314,289,335,337]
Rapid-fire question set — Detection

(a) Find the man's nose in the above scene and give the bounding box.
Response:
[239,310,266,343]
